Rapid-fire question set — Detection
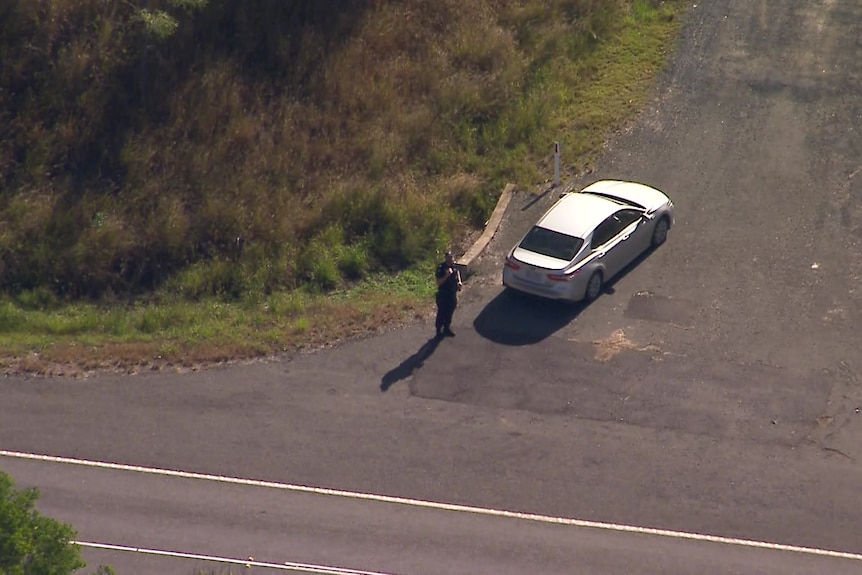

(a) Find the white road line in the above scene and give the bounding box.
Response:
[3,449,862,563]
[75,541,396,574]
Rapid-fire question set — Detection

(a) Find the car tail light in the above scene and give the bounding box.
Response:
[547,269,580,281]
[505,255,521,270]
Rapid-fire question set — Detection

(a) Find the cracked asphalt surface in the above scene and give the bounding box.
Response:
[2,1,862,573]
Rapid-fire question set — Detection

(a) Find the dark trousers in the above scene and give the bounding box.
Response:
[435,291,457,331]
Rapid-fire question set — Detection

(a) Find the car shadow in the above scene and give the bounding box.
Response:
[473,289,586,345]
[473,245,660,345]
[380,336,442,392]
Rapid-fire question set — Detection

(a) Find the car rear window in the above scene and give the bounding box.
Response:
[518,226,584,261]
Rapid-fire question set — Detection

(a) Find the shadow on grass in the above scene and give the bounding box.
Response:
[380,336,442,392]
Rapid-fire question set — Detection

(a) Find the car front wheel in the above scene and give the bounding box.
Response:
[651,216,670,247]
[585,272,603,301]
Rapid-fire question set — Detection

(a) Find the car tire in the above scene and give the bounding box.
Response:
[651,216,670,247]
[585,272,603,302]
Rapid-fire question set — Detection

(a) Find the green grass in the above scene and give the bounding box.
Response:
[0,277,433,374]
[0,0,687,374]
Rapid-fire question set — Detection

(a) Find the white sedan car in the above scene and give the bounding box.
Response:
[502,180,674,302]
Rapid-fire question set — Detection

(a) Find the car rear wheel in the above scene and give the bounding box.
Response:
[651,216,670,247]
[585,272,603,301]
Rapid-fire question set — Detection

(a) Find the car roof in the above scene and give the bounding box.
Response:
[537,192,624,238]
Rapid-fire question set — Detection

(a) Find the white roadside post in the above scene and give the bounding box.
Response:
[553,141,561,187]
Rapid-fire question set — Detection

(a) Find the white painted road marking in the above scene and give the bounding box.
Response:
[3,450,862,563]
[76,541,397,574]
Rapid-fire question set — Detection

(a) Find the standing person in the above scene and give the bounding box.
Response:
[435,251,462,338]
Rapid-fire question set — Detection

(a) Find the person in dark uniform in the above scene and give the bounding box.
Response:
[435,251,462,338]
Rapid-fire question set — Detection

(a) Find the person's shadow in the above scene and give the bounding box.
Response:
[380,336,442,392]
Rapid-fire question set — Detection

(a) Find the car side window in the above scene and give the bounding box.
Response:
[614,209,642,228]
[591,217,622,249]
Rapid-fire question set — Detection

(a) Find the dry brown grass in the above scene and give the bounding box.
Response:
[1,0,643,297]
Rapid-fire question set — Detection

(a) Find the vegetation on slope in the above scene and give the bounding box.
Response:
[0,0,685,373]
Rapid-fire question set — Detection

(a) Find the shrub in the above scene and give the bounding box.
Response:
[14,287,58,311]
[296,226,344,292]
[0,469,113,574]
[337,242,370,280]
[0,300,25,333]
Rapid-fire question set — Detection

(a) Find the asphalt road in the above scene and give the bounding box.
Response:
[2,454,859,575]
[2,1,862,573]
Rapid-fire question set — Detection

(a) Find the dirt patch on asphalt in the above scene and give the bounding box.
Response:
[590,329,662,362]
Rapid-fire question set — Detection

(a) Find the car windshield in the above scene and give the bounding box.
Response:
[518,226,584,261]
[581,191,645,210]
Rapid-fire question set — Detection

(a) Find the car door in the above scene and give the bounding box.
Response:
[590,216,625,277]
[591,209,643,278]
[609,208,645,269]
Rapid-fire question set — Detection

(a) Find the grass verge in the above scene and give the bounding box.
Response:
[0,268,437,376]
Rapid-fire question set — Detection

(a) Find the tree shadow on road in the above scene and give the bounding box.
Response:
[380,336,442,392]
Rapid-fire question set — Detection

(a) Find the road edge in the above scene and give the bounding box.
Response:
[457,183,515,268]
